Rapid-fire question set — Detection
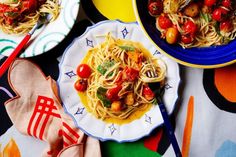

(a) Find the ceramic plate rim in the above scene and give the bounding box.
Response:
[0,0,80,58]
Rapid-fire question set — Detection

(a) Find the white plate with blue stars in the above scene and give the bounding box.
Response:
[58,20,180,142]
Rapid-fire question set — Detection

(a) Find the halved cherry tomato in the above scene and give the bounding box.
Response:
[74,79,87,92]
[212,7,228,22]
[165,27,179,44]
[222,0,231,8]
[220,21,233,33]
[157,14,173,29]
[106,85,122,101]
[76,64,91,78]
[114,72,123,84]
[183,20,198,35]
[204,0,217,7]
[181,34,193,44]
[123,67,139,81]
[143,86,155,101]
[21,0,38,13]
[148,1,163,16]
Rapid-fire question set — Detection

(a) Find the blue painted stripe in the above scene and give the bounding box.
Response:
[0,46,15,54]
[0,39,17,44]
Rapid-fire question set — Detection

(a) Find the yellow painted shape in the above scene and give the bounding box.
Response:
[92,0,136,22]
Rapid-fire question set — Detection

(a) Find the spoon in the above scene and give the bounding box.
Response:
[0,13,52,77]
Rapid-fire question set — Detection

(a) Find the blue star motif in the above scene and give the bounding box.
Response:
[165,83,172,90]
[74,107,85,115]
[65,70,76,78]
[145,114,152,124]
[86,38,94,47]
[153,50,161,56]
[121,27,129,39]
[108,124,116,135]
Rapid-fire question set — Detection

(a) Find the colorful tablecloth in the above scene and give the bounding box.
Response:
[1,0,236,157]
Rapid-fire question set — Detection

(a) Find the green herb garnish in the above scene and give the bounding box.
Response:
[97,87,111,107]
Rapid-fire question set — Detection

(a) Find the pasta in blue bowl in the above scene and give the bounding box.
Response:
[133,0,236,68]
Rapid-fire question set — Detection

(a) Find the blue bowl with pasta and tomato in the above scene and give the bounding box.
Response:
[133,0,236,68]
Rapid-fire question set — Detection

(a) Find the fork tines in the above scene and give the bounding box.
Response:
[146,70,158,78]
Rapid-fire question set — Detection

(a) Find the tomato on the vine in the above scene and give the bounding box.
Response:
[157,14,173,29]
[76,64,91,78]
[148,1,163,16]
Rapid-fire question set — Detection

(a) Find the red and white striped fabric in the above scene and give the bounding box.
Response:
[4,59,101,157]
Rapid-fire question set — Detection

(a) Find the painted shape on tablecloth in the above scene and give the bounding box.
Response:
[214,64,236,102]
[182,96,194,157]
[203,64,236,113]
[0,138,21,157]
[215,140,236,157]
[144,128,163,152]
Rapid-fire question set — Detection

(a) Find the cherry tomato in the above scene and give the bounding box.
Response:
[148,1,163,16]
[143,86,155,101]
[204,0,217,7]
[165,27,179,44]
[212,8,228,22]
[181,35,193,44]
[74,79,87,92]
[123,67,139,81]
[106,85,122,101]
[183,20,198,35]
[222,0,231,8]
[220,21,233,33]
[157,14,173,29]
[76,64,91,78]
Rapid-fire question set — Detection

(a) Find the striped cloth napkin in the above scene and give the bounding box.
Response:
[4,59,101,157]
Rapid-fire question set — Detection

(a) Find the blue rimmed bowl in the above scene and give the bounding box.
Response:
[133,0,236,68]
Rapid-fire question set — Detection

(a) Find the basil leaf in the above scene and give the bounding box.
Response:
[119,45,135,51]
[97,87,111,107]
[97,60,115,75]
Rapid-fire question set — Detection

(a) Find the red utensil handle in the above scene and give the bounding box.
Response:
[0,34,31,77]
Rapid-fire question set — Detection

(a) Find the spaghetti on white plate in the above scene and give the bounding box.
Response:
[74,33,166,124]
[0,0,60,35]
[148,0,236,48]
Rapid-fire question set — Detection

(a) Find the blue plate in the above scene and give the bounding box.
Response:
[133,0,236,68]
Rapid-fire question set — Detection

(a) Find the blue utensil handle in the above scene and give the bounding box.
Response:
[159,103,182,157]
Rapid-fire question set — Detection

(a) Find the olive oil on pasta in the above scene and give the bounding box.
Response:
[78,40,156,125]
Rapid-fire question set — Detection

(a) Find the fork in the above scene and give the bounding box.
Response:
[146,70,182,157]
[0,14,52,77]
[179,0,192,11]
